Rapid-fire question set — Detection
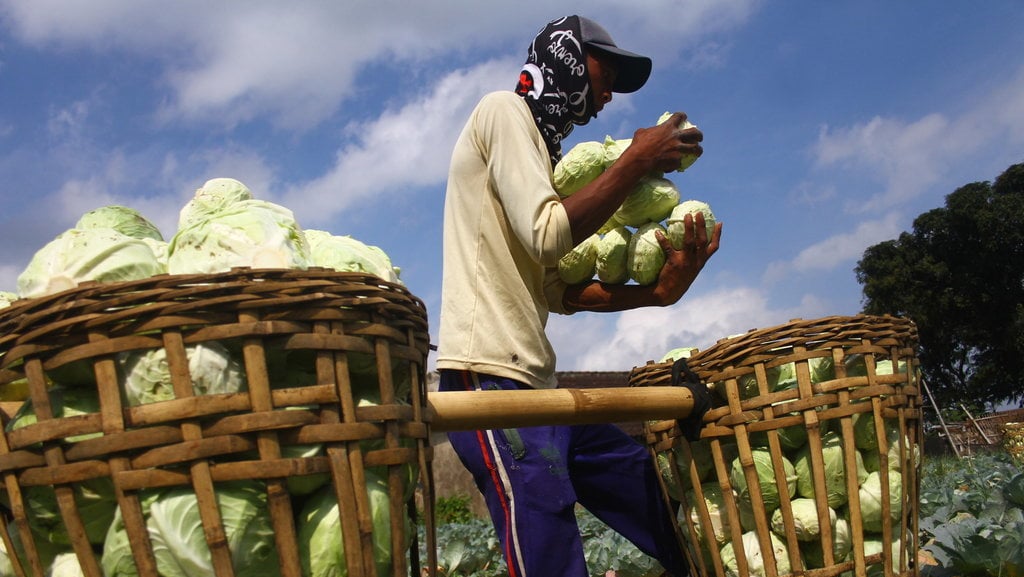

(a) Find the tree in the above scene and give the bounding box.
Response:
[855,161,1024,410]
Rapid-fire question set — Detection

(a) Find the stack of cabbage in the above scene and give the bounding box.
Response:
[0,178,410,577]
[654,346,918,577]
[555,112,716,286]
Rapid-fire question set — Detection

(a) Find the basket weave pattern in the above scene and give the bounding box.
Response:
[0,268,435,577]
[631,315,922,577]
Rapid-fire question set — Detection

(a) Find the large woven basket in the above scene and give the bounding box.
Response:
[631,315,922,577]
[0,268,435,577]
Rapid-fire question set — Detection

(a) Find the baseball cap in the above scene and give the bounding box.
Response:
[577,15,652,93]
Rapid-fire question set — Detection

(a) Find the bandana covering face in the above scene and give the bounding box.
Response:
[515,16,595,167]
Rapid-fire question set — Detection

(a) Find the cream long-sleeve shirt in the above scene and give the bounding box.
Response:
[436,91,576,389]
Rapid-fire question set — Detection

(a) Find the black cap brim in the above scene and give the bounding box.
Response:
[585,43,652,93]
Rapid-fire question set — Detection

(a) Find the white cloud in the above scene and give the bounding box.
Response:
[278,59,516,227]
[549,285,823,371]
[1,0,758,130]
[762,213,904,284]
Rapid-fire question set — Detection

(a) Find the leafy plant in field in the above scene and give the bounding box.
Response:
[919,452,1024,577]
[419,499,664,577]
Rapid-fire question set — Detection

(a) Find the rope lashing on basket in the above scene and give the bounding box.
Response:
[671,356,711,442]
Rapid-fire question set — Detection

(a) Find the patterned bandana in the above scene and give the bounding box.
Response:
[515,15,595,168]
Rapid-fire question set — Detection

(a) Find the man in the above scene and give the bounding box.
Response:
[436,15,721,577]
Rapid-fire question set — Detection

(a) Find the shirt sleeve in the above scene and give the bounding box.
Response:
[476,93,573,267]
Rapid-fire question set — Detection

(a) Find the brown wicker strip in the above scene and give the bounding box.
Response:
[632,314,922,577]
[0,268,435,577]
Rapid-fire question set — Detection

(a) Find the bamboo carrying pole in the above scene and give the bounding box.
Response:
[426,386,695,432]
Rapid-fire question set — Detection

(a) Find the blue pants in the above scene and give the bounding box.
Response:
[439,370,689,577]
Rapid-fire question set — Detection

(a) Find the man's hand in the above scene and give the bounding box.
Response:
[651,211,722,306]
[621,112,704,175]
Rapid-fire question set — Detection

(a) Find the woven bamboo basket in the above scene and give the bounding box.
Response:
[0,268,435,577]
[630,315,922,577]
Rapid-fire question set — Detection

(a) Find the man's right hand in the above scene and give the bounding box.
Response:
[623,112,704,175]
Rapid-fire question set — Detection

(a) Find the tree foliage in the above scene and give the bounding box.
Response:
[855,162,1024,409]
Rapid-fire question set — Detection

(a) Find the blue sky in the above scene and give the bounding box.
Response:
[1,1,1022,373]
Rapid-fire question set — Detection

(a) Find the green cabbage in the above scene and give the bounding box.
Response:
[685,482,732,546]
[304,229,401,284]
[297,470,398,577]
[558,234,598,284]
[102,481,281,577]
[75,205,164,241]
[46,552,83,577]
[660,347,698,362]
[799,515,852,569]
[720,530,792,577]
[177,177,255,230]
[602,135,631,169]
[863,534,904,577]
[666,199,716,250]
[553,140,606,197]
[730,448,797,512]
[613,177,680,227]
[595,226,632,284]
[793,431,868,509]
[771,498,836,542]
[6,388,115,546]
[0,291,17,309]
[627,222,667,286]
[656,112,700,172]
[116,342,247,406]
[168,199,310,274]
[859,470,903,533]
[17,228,165,298]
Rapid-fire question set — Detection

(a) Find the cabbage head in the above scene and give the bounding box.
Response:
[666,199,716,250]
[613,177,680,227]
[685,482,732,546]
[771,498,835,542]
[116,341,246,406]
[595,226,632,284]
[553,140,606,197]
[558,234,598,284]
[178,177,255,230]
[602,135,631,169]
[6,387,115,546]
[168,199,310,274]
[720,530,792,577]
[75,205,164,241]
[859,470,902,533]
[656,438,721,501]
[305,229,401,284]
[799,515,852,569]
[17,228,165,298]
[102,481,280,577]
[0,291,17,309]
[863,534,904,577]
[627,222,667,286]
[297,470,398,577]
[660,347,697,363]
[656,112,700,172]
[46,552,84,577]
[730,448,797,512]
[794,431,868,509]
